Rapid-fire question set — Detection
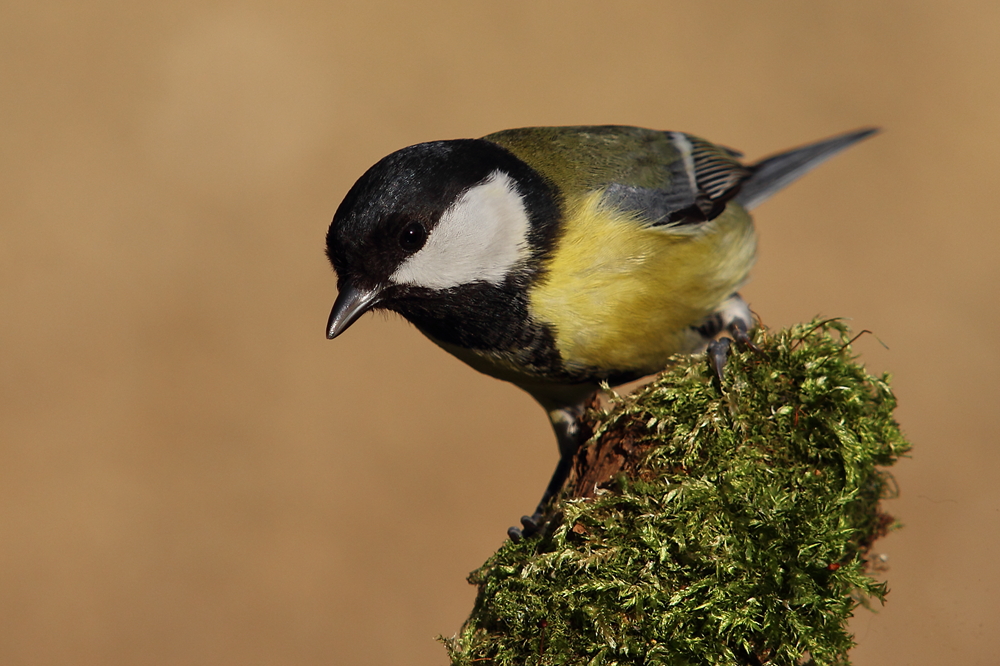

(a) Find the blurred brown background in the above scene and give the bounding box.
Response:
[2,2,997,664]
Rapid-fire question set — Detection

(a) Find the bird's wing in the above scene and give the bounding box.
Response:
[483,126,751,227]
[599,132,752,226]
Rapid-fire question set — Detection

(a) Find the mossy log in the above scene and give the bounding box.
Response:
[446,320,909,666]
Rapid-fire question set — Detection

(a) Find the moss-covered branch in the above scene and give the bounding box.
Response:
[446,320,909,666]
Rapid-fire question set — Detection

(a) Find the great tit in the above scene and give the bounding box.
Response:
[324,125,876,535]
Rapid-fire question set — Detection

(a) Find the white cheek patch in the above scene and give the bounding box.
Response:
[390,170,531,290]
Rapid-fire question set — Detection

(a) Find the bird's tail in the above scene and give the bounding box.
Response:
[735,128,879,210]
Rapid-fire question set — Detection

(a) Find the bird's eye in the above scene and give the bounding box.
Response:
[399,221,427,253]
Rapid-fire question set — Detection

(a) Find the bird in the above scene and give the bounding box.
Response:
[323,125,877,538]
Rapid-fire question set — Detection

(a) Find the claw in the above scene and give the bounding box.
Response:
[728,318,762,354]
[708,338,732,385]
[708,317,764,389]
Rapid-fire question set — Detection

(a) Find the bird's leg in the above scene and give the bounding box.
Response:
[508,403,590,541]
[703,294,759,385]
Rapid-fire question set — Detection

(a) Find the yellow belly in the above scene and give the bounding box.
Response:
[528,192,756,375]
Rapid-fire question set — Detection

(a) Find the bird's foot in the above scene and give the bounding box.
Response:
[708,337,733,386]
[728,317,762,354]
[708,318,763,386]
[506,432,578,541]
[507,511,545,542]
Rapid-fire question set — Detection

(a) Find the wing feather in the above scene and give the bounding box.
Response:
[483,125,875,228]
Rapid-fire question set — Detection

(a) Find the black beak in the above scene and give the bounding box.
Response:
[326,283,381,339]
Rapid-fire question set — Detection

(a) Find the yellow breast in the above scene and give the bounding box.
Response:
[528,191,756,375]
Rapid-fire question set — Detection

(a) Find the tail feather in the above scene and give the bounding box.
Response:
[735,128,879,210]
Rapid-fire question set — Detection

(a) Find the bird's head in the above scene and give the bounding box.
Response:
[324,139,560,341]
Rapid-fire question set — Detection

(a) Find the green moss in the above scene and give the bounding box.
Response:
[446,320,910,666]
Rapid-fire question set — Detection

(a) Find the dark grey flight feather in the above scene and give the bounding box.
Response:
[736,128,879,211]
